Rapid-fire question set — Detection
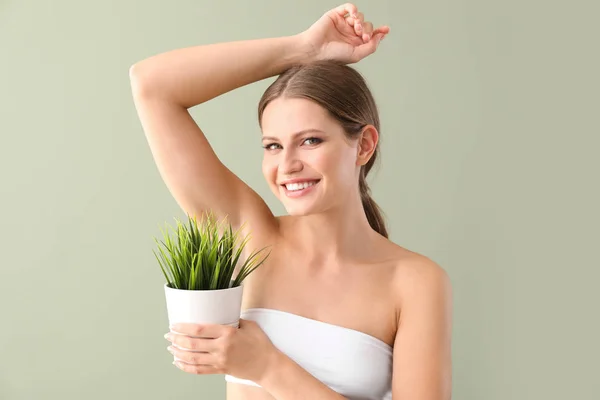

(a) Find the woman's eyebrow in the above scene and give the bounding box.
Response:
[261,129,326,142]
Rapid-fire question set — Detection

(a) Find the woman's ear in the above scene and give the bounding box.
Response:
[356,125,379,166]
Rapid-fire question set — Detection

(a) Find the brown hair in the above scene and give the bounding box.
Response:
[257,60,388,238]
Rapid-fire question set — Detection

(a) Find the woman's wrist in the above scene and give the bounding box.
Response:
[256,346,286,388]
[283,33,320,66]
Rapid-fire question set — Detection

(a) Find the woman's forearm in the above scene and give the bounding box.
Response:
[129,34,315,108]
[259,349,348,400]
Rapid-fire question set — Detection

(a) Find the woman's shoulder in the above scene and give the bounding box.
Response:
[377,234,441,267]
[379,238,450,296]
[389,249,451,319]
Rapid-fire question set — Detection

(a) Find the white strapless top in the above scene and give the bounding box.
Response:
[225,308,393,400]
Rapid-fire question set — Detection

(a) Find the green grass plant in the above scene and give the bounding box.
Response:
[153,211,270,290]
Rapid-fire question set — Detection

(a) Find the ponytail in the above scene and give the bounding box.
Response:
[359,172,388,238]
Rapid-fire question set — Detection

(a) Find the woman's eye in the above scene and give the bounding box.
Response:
[263,143,281,150]
[303,137,322,146]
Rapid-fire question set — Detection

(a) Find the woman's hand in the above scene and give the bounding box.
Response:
[299,3,390,64]
[165,318,279,382]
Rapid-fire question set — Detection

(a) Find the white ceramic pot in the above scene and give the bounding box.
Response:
[164,283,244,328]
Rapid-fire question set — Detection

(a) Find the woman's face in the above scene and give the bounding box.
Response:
[260,97,361,216]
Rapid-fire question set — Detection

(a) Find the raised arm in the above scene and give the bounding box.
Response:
[128,34,316,235]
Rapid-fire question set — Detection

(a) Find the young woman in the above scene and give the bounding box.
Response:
[130,3,452,399]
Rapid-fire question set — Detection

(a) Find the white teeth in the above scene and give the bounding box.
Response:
[285,181,317,191]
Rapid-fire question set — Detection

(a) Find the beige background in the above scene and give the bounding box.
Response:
[1,0,598,399]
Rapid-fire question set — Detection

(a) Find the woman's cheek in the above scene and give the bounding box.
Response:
[262,159,277,188]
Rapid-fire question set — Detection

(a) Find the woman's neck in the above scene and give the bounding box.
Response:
[282,204,381,267]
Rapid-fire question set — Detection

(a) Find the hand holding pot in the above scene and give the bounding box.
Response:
[165,318,280,382]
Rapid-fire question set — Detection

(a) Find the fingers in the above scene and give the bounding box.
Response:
[169,323,204,337]
[332,2,358,18]
[353,11,364,24]
[165,332,217,352]
[351,31,387,62]
[169,322,234,339]
[352,14,363,38]
[355,20,382,43]
[166,328,228,375]
[173,359,221,375]
[345,11,363,28]
[372,25,391,36]
[361,21,373,42]
[341,7,385,43]
[168,345,212,365]
[364,25,390,43]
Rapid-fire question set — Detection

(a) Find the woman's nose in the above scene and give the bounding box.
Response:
[280,152,303,175]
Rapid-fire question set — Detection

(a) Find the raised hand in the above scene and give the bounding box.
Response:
[299,3,390,64]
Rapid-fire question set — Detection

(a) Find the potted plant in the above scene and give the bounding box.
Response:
[153,211,270,328]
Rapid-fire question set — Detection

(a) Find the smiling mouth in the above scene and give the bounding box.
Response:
[281,180,320,192]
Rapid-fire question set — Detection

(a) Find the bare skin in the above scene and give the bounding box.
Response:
[227,215,423,400]
[131,3,451,399]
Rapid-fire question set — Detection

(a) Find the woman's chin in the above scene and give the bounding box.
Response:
[283,206,312,216]
[282,201,320,216]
